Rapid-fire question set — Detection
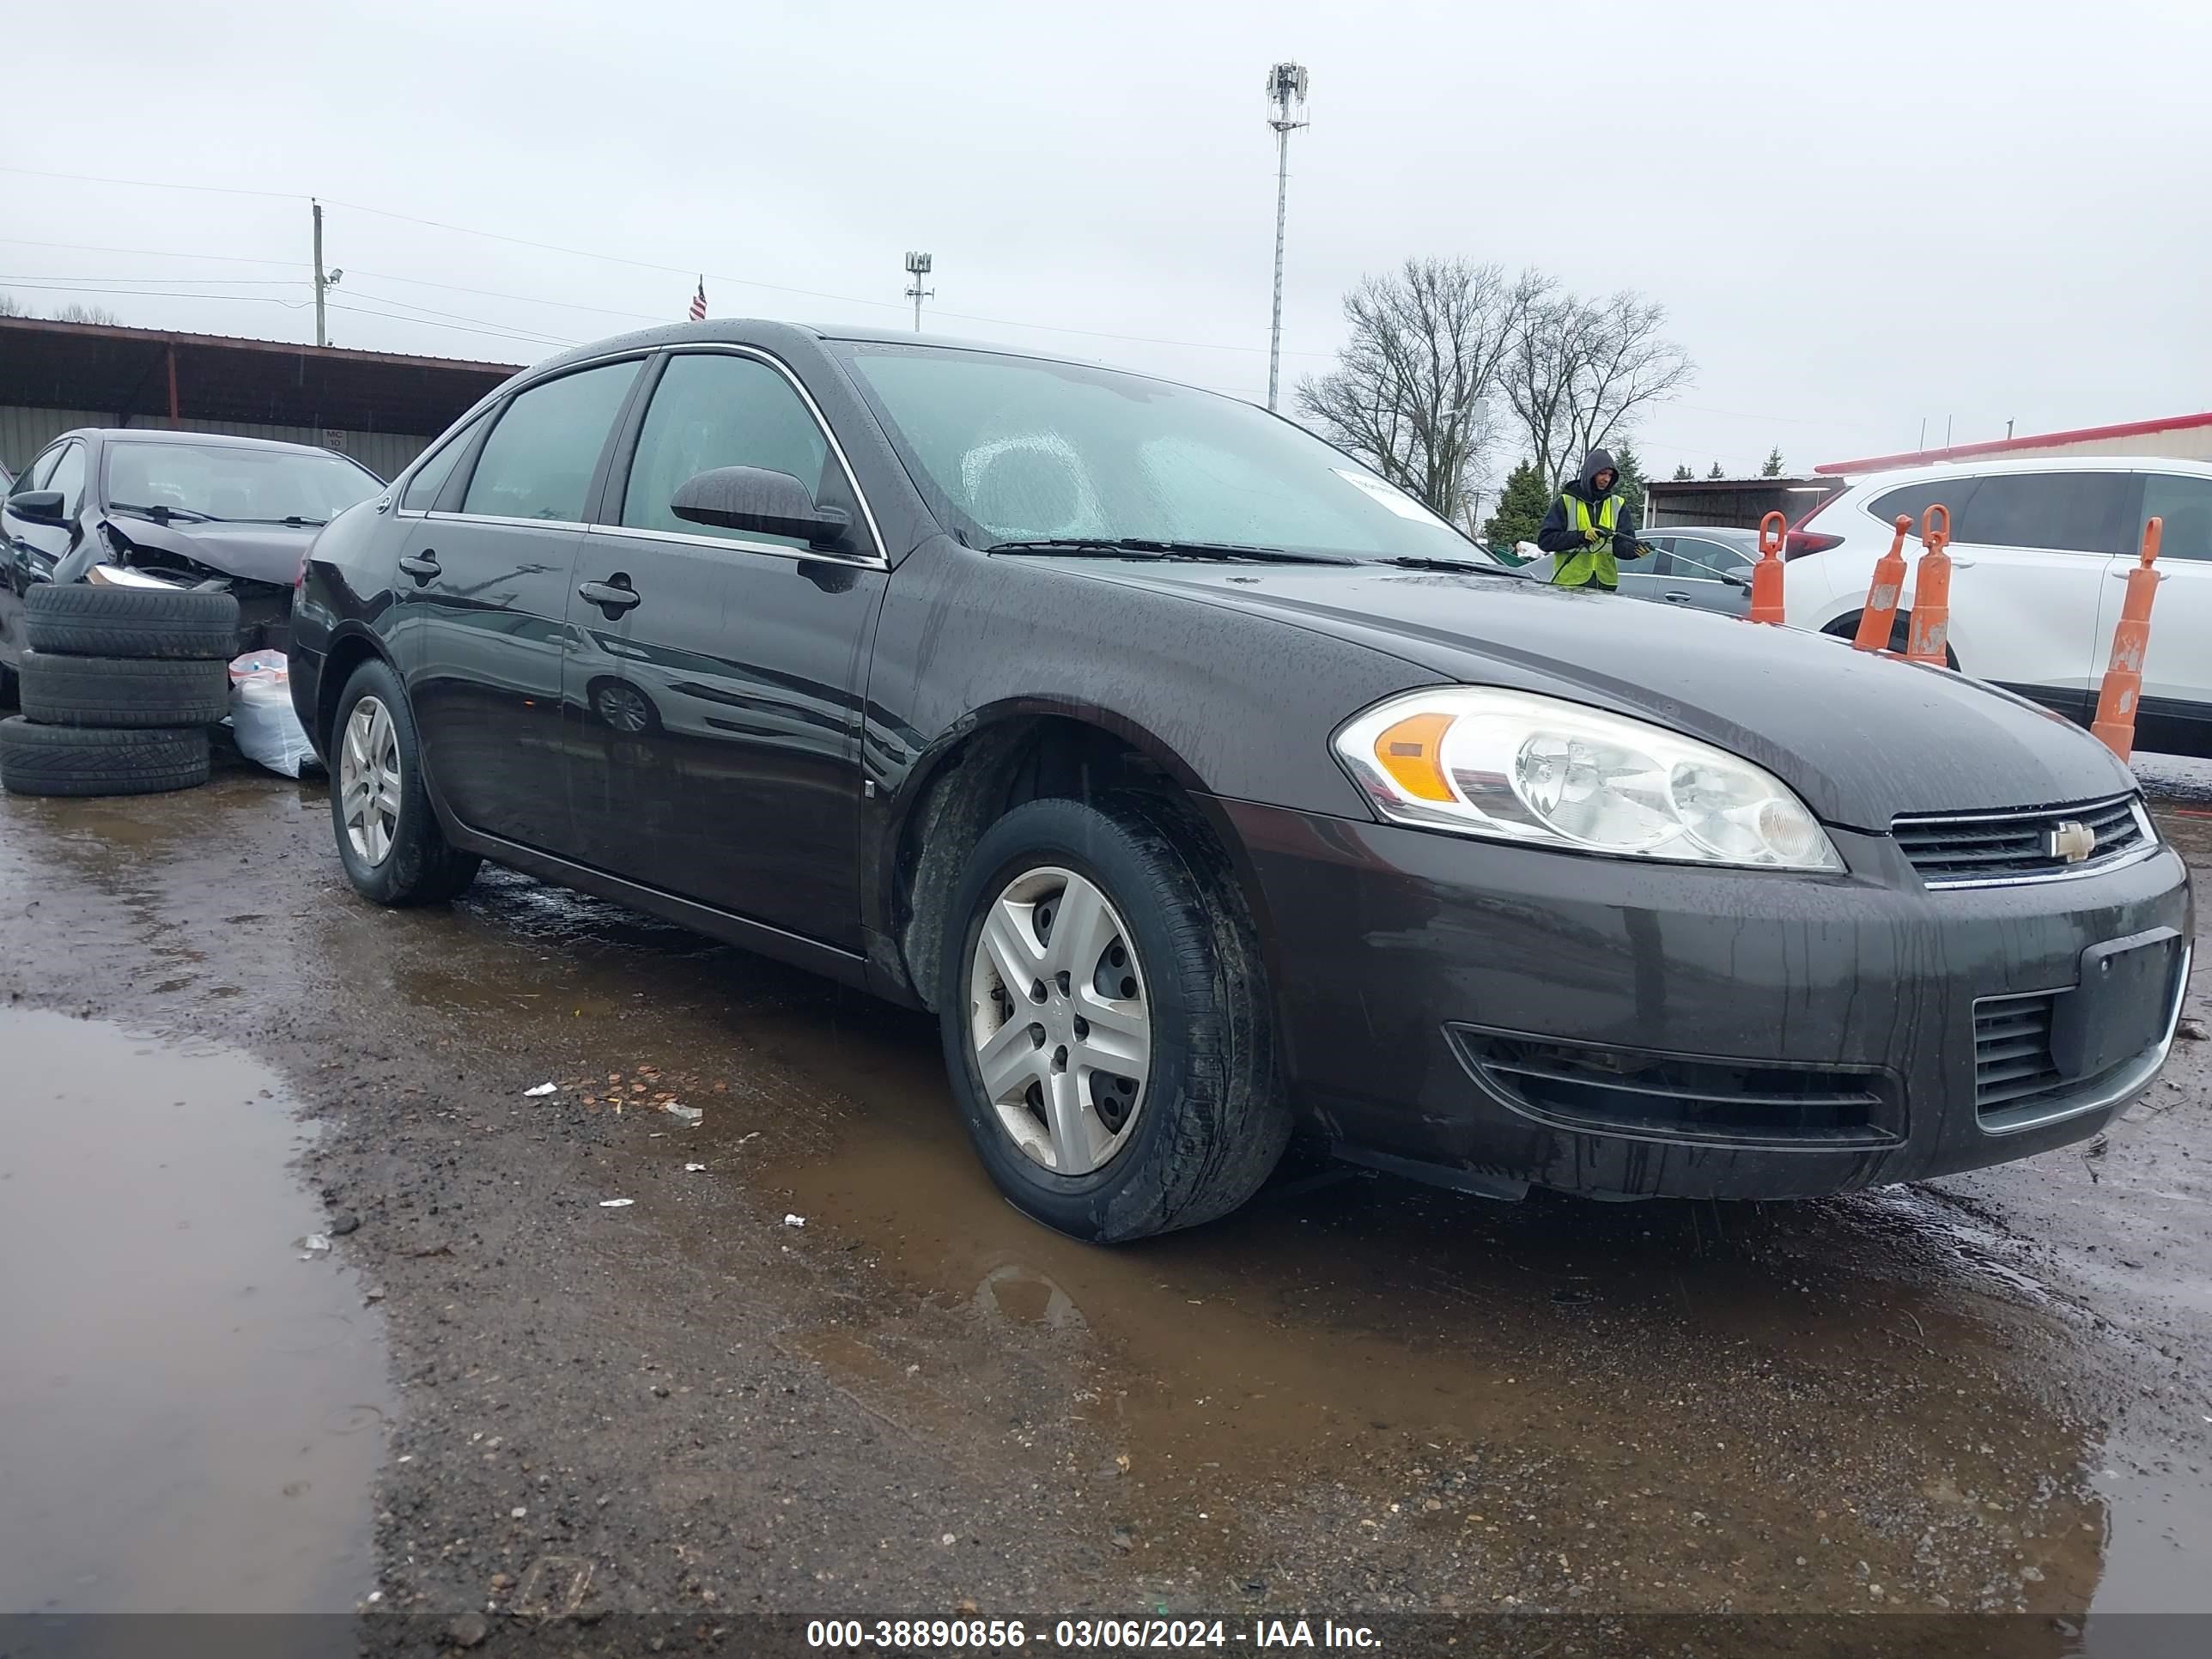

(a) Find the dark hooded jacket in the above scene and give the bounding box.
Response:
[1533,447,1642,564]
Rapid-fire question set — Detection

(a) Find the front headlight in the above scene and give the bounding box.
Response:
[1332,687,1844,872]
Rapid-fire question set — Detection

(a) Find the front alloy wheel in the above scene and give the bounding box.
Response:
[968,866,1152,1175]
[939,794,1289,1242]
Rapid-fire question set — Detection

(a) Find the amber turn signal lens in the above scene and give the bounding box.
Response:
[1371,712,1455,802]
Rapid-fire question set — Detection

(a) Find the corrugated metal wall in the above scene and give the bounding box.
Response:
[1,406,431,483]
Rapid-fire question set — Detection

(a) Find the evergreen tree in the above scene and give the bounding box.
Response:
[1707,461,1725,479]
[1671,463,1694,482]
[1760,446,1786,477]
[1481,459,1552,552]
[1609,441,1648,521]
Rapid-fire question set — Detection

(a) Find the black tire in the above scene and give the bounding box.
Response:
[327,657,481,906]
[25,583,240,660]
[18,652,232,728]
[938,793,1286,1243]
[0,718,210,797]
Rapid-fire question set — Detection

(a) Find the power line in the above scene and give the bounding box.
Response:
[0,161,1338,362]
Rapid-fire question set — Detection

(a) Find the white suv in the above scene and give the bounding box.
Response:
[1782,456,2212,758]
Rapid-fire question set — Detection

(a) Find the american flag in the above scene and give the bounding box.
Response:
[688,278,707,322]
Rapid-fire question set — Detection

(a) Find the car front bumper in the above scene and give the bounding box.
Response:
[1218,799,2194,1201]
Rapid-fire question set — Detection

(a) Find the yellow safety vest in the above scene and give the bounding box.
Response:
[1553,493,1625,590]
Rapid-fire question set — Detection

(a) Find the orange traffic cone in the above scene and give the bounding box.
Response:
[1749,511,1785,624]
[2090,516,2165,762]
[1904,504,1953,665]
[1852,515,1914,653]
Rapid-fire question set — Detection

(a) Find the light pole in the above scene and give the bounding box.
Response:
[312,201,343,347]
[1264,62,1310,411]
[903,252,934,333]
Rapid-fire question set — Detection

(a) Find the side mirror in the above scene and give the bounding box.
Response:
[8,489,67,526]
[670,466,851,551]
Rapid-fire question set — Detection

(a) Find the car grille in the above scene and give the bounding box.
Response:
[1892,794,2151,888]
[1448,1028,1901,1146]
[1972,992,2065,1115]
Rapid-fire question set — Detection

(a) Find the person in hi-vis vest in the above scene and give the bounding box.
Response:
[1533,448,1645,591]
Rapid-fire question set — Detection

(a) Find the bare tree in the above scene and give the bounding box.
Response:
[52,302,121,325]
[1503,288,1693,493]
[1295,258,1541,524]
[0,292,26,318]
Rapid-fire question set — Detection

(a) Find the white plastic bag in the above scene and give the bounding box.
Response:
[228,653,321,778]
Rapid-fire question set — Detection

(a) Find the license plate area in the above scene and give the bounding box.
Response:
[2049,927,2182,1079]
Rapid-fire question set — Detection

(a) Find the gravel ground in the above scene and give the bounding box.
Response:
[0,748,2205,1656]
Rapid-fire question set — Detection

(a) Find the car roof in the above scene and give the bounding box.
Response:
[1838,453,2212,492]
[55,428,357,459]
[518,317,1176,390]
[1653,525,1759,541]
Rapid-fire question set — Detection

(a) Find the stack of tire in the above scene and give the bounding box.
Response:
[0,585,240,799]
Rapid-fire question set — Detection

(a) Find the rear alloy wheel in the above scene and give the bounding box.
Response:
[328,658,480,906]
[939,794,1287,1243]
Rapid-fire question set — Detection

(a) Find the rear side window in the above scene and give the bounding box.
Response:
[1950,472,2135,555]
[2142,473,2212,563]
[400,418,482,512]
[619,353,841,549]
[462,362,640,523]
[1868,478,1977,539]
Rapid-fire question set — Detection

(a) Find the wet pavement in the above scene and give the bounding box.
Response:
[0,749,2206,1644]
[0,1008,388,1615]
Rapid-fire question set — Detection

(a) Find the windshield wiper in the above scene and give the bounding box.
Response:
[227,515,329,527]
[988,538,1356,566]
[109,501,216,526]
[1377,554,1528,578]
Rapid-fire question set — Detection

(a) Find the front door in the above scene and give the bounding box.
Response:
[398,358,642,852]
[565,348,887,946]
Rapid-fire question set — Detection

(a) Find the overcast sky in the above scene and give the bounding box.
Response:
[5,0,2208,481]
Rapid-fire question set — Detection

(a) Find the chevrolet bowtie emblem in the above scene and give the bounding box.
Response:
[2044,820,2096,863]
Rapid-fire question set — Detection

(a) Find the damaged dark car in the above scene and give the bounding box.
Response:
[1,428,383,692]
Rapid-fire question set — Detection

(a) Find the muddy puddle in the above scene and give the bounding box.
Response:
[0,1007,390,1617]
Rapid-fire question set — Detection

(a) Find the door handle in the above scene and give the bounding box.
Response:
[1662,592,1692,604]
[1948,558,1976,569]
[577,577,641,613]
[398,550,441,580]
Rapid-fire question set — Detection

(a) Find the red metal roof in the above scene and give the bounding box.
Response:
[1817,411,2212,476]
[0,316,521,435]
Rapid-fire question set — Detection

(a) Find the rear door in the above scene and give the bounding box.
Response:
[399,357,644,853]
[564,346,888,945]
[1651,533,1752,614]
[1935,471,2134,714]
[2112,471,2212,750]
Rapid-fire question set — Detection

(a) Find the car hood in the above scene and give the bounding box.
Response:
[68,515,316,588]
[1042,560,2137,831]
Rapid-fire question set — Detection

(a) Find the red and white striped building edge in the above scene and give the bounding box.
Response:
[1818,410,2212,477]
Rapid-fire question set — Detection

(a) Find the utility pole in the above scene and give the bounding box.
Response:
[1264,62,1310,412]
[903,252,933,333]
[311,199,343,347]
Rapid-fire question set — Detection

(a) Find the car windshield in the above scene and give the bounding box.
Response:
[838,343,1485,562]
[104,441,381,526]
